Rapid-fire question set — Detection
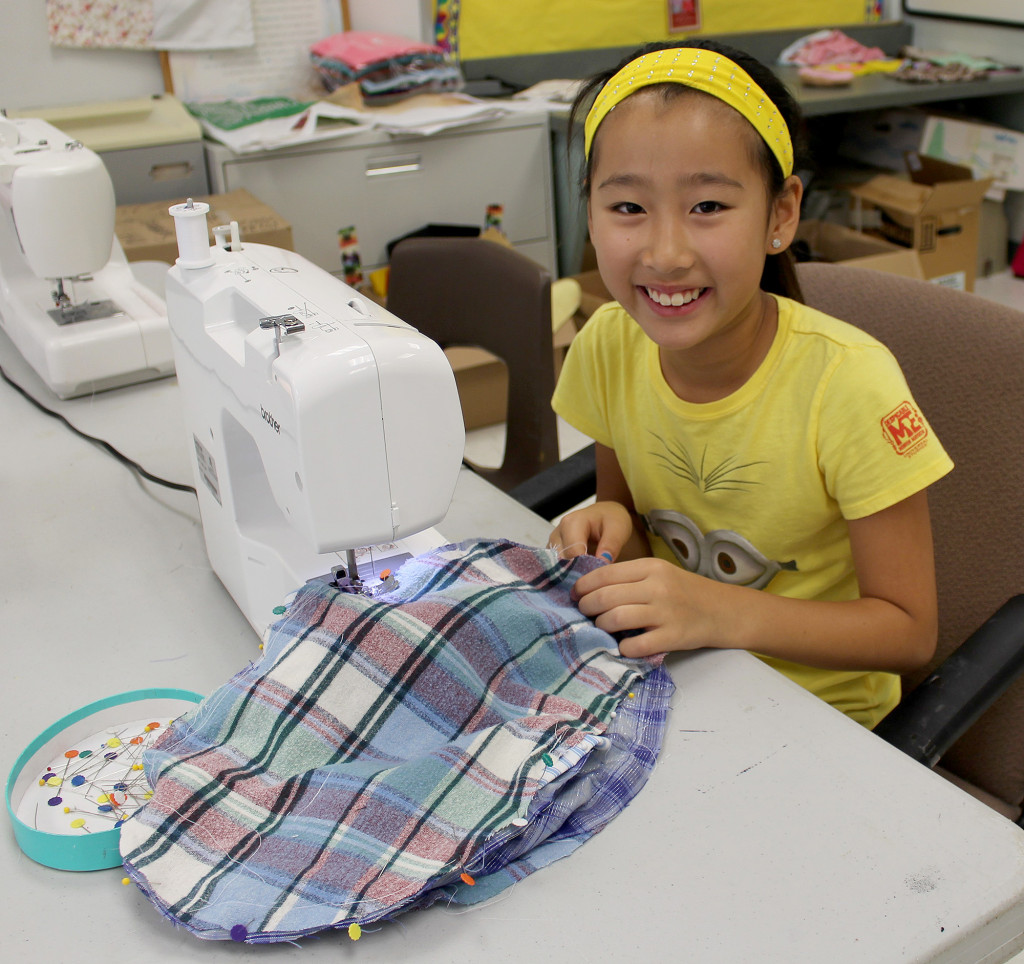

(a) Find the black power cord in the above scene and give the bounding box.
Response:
[0,361,198,496]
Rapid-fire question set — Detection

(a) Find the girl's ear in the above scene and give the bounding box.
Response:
[767,175,804,254]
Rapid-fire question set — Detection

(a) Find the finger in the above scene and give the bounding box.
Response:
[592,522,632,562]
[575,577,651,624]
[617,629,666,659]
[549,520,599,558]
[547,526,587,558]
[590,601,653,636]
[573,558,651,600]
[551,539,590,559]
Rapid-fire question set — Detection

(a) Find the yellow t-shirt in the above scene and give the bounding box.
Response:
[552,295,954,729]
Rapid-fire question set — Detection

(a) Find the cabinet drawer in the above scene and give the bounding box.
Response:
[102,141,209,205]
[207,117,555,276]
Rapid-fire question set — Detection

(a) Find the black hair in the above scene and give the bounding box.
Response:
[570,38,810,302]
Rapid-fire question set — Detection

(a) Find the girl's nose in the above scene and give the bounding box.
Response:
[642,218,695,273]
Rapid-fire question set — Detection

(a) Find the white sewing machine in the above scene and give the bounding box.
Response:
[0,116,172,398]
[165,200,465,636]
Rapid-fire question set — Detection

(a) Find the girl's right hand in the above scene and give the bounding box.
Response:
[547,501,638,561]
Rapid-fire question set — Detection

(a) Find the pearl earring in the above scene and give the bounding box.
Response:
[771,238,782,249]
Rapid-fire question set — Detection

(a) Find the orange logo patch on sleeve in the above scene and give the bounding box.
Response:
[881,401,928,456]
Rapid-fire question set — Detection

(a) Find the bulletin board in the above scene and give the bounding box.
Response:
[453,0,872,60]
[903,0,1024,26]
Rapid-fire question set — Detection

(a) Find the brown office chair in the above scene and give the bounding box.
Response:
[796,262,1024,820]
[387,236,561,493]
[512,260,1024,821]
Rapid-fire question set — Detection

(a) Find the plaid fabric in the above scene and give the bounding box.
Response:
[120,540,672,943]
[448,656,675,905]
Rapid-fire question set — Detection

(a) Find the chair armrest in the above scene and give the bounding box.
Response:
[507,443,596,521]
[874,595,1024,766]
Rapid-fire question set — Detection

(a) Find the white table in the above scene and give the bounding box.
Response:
[3,329,1024,963]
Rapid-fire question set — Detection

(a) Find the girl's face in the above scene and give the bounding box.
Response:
[587,89,799,368]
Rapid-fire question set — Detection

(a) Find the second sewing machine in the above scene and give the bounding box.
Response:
[0,116,172,398]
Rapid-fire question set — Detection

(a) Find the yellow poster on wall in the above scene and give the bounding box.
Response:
[456,0,870,60]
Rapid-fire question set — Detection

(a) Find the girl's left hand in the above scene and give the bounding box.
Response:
[572,557,728,658]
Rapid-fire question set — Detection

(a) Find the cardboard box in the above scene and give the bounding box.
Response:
[848,155,993,291]
[794,220,925,279]
[445,347,508,430]
[114,188,293,264]
[920,113,1024,194]
[443,318,576,431]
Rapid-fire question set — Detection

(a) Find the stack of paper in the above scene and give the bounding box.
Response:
[192,92,517,153]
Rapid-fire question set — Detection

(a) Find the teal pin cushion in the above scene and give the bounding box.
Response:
[6,688,203,871]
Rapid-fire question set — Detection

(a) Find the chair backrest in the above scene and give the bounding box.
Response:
[387,237,560,492]
[797,261,1024,808]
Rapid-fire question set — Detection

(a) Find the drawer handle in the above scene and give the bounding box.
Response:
[149,161,194,182]
[366,155,421,177]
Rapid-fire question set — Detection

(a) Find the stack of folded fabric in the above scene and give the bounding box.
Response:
[893,47,1015,84]
[778,28,888,67]
[778,28,901,87]
[120,539,674,943]
[310,31,463,105]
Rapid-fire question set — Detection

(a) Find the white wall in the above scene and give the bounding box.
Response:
[348,0,433,41]
[0,6,165,111]
[905,14,1024,71]
[0,0,426,113]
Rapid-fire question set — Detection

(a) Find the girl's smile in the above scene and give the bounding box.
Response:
[641,285,708,311]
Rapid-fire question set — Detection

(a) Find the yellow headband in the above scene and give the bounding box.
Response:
[584,48,794,178]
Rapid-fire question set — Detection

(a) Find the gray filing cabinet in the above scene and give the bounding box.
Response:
[98,140,208,205]
[204,111,558,277]
[11,96,209,205]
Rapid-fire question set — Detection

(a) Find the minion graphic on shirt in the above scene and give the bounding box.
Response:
[644,509,797,590]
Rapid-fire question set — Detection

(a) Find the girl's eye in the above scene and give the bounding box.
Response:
[612,201,645,215]
[693,200,724,214]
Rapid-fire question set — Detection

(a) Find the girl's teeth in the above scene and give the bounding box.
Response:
[646,287,702,306]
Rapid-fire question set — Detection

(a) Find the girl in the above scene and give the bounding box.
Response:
[549,40,954,728]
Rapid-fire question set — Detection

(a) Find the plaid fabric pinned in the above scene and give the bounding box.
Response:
[120,540,673,943]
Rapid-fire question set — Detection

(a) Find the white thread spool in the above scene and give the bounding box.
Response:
[168,199,214,269]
